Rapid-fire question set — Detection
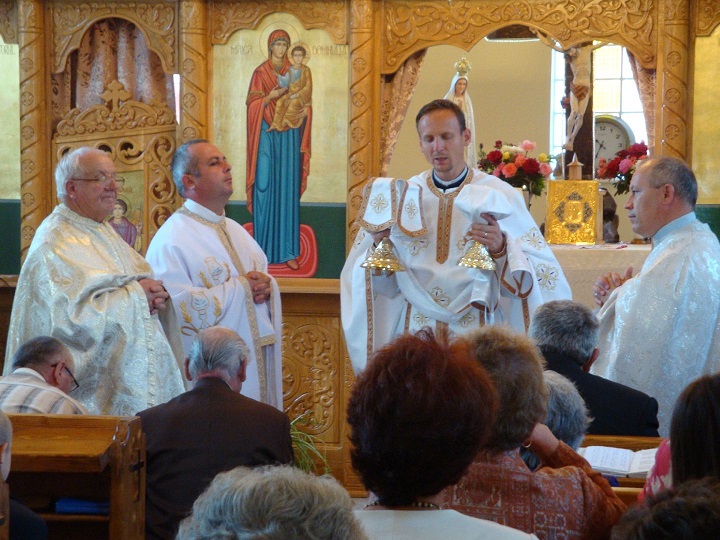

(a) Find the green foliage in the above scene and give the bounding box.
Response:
[290,411,330,474]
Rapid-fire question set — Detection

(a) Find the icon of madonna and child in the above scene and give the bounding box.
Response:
[245,29,313,274]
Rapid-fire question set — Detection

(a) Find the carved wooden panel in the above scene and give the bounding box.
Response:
[53,80,180,250]
[0,0,16,44]
[209,0,347,45]
[381,0,657,73]
[696,0,720,36]
[51,1,176,74]
[178,0,208,142]
[18,0,50,262]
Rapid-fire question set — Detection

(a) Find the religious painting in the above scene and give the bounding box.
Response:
[213,12,349,278]
[106,169,144,253]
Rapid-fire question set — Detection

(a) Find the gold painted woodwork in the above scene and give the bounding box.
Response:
[209,0,347,45]
[50,1,176,74]
[178,0,208,142]
[696,0,720,36]
[53,80,180,250]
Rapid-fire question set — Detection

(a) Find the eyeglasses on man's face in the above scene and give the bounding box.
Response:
[63,366,80,392]
[72,173,125,189]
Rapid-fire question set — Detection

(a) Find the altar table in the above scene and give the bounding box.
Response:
[550,244,652,309]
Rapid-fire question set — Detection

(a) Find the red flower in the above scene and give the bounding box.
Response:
[627,142,648,158]
[494,140,503,149]
[603,157,621,178]
[486,150,503,165]
[521,158,540,175]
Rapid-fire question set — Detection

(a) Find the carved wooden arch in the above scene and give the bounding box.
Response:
[0,0,17,44]
[50,2,177,74]
[696,0,720,37]
[379,0,657,73]
[208,0,347,46]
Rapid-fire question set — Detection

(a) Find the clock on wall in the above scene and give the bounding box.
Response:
[594,114,635,170]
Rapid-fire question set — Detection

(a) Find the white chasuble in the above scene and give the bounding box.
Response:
[341,169,571,373]
[146,199,283,409]
[4,204,186,415]
[593,213,720,435]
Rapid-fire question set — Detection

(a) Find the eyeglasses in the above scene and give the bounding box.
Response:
[72,174,125,189]
[63,366,80,392]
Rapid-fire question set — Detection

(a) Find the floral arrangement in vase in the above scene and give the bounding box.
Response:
[477,140,553,197]
[596,142,649,195]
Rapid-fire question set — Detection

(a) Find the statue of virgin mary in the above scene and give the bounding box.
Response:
[443,57,477,168]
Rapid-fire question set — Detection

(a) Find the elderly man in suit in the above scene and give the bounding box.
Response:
[529,300,659,436]
[137,326,293,540]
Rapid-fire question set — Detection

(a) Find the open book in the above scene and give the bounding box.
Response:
[579,446,658,478]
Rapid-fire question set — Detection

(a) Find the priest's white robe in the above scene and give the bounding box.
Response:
[145,199,283,408]
[341,169,572,373]
[593,212,720,435]
[4,204,186,415]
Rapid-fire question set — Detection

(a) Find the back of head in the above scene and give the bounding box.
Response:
[12,336,69,372]
[415,99,467,132]
[55,146,108,200]
[529,300,599,366]
[468,325,547,451]
[670,373,720,485]
[611,477,720,540]
[176,465,366,540]
[541,370,590,449]
[347,328,497,506]
[172,138,209,197]
[187,327,247,381]
[639,155,698,209]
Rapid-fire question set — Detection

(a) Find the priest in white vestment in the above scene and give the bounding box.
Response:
[146,140,283,409]
[592,156,720,435]
[4,147,186,415]
[341,100,571,373]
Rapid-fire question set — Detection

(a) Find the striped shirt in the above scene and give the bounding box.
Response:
[0,368,88,415]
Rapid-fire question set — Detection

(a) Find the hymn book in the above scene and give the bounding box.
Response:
[579,446,658,478]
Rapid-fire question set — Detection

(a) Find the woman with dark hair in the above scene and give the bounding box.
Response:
[445,326,626,540]
[642,373,720,498]
[348,329,535,539]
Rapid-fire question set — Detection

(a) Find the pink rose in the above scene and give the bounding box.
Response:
[539,162,553,177]
[619,158,634,175]
[520,140,536,152]
[493,164,504,177]
[514,155,527,167]
[503,163,518,178]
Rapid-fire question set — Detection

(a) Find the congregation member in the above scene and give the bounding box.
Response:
[4,147,185,415]
[642,373,720,500]
[529,300,659,436]
[444,326,626,540]
[347,329,536,539]
[592,156,720,435]
[341,99,570,373]
[176,466,366,540]
[146,139,282,408]
[0,336,87,415]
[521,370,591,471]
[0,410,48,539]
[613,477,720,540]
[137,327,293,540]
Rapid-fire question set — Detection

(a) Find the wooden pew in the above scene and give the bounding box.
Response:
[6,414,145,540]
[581,434,663,489]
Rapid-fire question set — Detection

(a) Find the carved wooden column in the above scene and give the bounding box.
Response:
[18,0,49,262]
[178,0,208,142]
[656,0,690,159]
[346,0,380,249]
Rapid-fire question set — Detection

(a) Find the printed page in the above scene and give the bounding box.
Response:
[628,447,659,477]
[581,446,633,476]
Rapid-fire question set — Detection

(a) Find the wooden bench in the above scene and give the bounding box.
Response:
[581,434,663,489]
[6,414,145,539]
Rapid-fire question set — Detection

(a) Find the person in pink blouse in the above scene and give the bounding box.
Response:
[444,326,626,540]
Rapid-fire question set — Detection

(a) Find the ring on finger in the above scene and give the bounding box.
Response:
[484,232,488,238]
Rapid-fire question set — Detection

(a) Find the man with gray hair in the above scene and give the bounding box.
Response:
[4,146,185,415]
[146,139,282,409]
[0,336,88,415]
[591,156,720,435]
[137,326,293,540]
[177,466,366,540]
[530,300,659,436]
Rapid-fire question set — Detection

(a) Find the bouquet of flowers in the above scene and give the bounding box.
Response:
[477,140,553,197]
[596,142,649,195]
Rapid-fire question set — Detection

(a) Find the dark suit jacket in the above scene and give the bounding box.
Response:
[137,377,294,540]
[542,349,660,437]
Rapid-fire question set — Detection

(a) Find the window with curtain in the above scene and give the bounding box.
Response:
[549,45,647,159]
